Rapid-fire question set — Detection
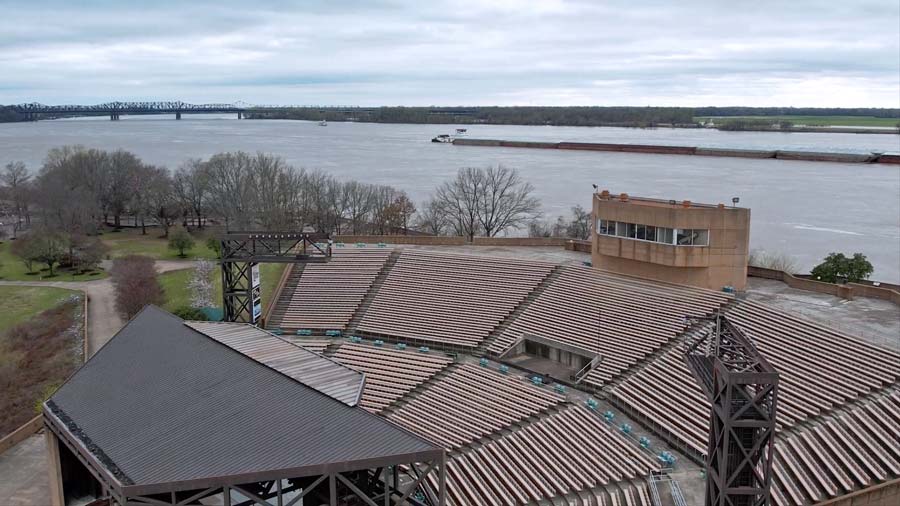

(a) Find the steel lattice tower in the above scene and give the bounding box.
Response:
[684,313,779,506]
[220,232,331,324]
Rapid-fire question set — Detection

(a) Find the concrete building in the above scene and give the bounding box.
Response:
[591,190,750,290]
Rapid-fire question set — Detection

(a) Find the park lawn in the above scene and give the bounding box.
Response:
[0,286,81,336]
[695,115,900,128]
[101,227,219,260]
[0,242,107,281]
[159,263,286,315]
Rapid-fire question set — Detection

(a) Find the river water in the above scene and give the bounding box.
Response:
[1,115,898,282]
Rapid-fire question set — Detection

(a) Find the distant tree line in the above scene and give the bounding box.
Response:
[693,106,900,118]
[249,106,696,127]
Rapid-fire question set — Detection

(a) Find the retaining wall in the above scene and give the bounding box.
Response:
[0,416,42,455]
[565,239,592,253]
[334,235,570,247]
[747,266,899,304]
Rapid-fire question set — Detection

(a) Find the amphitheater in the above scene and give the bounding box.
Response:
[261,246,900,506]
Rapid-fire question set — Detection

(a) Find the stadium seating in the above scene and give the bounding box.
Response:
[278,248,392,331]
[489,266,732,387]
[357,251,555,348]
[387,363,564,448]
[610,300,900,455]
[424,405,657,506]
[332,341,454,412]
[771,390,900,506]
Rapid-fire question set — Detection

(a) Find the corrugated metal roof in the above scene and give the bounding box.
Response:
[46,306,441,495]
[185,321,363,406]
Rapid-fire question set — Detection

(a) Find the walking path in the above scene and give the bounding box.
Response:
[0,259,194,357]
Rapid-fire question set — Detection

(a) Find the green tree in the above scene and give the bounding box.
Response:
[168,228,195,258]
[810,252,873,283]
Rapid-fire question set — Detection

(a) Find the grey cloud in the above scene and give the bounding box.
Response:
[0,0,896,106]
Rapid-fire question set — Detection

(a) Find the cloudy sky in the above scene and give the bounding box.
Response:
[1,0,898,107]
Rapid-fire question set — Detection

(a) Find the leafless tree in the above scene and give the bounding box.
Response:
[1,161,32,235]
[477,165,541,237]
[204,152,256,230]
[433,166,540,240]
[111,255,164,319]
[146,167,181,237]
[415,198,448,236]
[173,160,210,228]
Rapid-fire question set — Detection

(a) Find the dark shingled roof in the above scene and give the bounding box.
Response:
[46,306,440,495]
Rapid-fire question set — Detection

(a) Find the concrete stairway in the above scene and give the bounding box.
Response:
[345,249,402,336]
[379,361,460,416]
[264,264,305,331]
[475,265,565,357]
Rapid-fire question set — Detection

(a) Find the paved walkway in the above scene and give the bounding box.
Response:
[0,260,194,356]
[0,435,47,506]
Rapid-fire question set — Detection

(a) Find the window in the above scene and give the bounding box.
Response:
[694,229,709,246]
[658,227,673,244]
[595,219,702,246]
[676,229,710,246]
[635,224,646,240]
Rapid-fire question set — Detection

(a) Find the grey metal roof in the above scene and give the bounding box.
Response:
[184,321,363,406]
[45,306,441,496]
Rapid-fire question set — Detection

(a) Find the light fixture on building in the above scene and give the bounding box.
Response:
[732,197,740,207]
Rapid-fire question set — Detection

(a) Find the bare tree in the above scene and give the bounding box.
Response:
[434,166,540,240]
[385,193,416,234]
[146,167,180,237]
[205,152,256,230]
[105,150,143,227]
[173,160,210,228]
[111,255,165,319]
[1,161,32,235]
[565,205,591,239]
[415,198,448,236]
[434,167,483,240]
[477,166,541,237]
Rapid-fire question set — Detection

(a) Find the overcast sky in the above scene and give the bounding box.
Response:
[1,0,898,107]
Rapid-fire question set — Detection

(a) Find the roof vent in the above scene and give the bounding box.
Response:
[619,193,629,202]
[600,189,610,198]
[682,200,691,208]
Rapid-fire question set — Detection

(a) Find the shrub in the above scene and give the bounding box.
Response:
[748,249,798,274]
[206,237,222,258]
[168,228,195,258]
[811,252,874,284]
[111,255,164,319]
[172,306,208,321]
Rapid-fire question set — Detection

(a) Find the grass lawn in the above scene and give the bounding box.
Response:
[159,263,286,315]
[0,286,81,337]
[695,115,900,128]
[0,242,107,281]
[101,227,219,260]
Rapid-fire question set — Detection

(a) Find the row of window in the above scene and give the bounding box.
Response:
[597,219,709,246]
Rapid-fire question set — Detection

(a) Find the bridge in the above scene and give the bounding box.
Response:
[13,101,248,120]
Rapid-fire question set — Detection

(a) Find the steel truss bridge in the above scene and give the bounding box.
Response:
[13,101,248,120]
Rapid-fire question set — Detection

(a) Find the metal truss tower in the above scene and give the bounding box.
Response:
[684,313,779,506]
[220,232,331,324]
